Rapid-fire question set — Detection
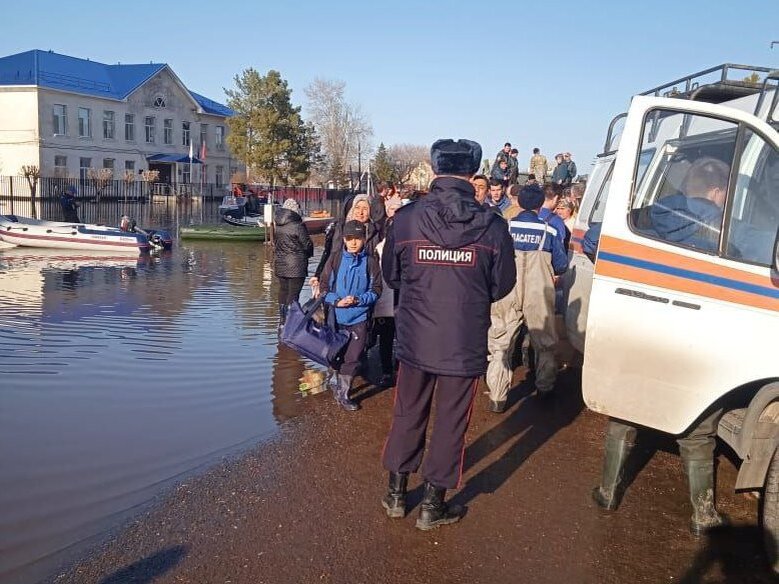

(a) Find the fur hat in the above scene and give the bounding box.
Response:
[282,198,301,215]
[518,184,545,210]
[430,139,482,176]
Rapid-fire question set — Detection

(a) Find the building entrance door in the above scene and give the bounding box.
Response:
[149,163,172,184]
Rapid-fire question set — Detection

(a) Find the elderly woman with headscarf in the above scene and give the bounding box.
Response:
[310,193,381,292]
[274,198,314,329]
[372,196,403,387]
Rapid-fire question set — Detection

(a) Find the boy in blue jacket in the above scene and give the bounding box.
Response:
[319,220,382,411]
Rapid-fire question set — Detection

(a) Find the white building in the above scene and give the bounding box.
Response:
[0,49,237,188]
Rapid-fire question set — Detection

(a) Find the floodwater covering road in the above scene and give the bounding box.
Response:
[51,366,774,583]
[0,238,322,584]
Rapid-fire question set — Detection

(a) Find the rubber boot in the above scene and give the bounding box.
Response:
[684,460,727,536]
[381,472,408,518]
[334,374,359,411]
[591,434,634,511]
[415,482,463,531]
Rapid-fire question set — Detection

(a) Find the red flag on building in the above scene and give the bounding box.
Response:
[200,140,207,161]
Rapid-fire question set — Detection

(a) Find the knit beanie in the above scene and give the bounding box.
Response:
[282,198,301,215]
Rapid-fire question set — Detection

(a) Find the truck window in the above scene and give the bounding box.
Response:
[588,161,614,224]
[726,128,779,266]
[629,109,739,254]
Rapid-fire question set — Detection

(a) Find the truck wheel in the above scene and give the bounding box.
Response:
[762,436,779,572]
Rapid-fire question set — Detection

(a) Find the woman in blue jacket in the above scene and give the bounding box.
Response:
[319,220,382,411]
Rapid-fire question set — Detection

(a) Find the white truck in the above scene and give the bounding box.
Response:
[563,64,779,566]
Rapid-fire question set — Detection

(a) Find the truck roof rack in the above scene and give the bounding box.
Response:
[601,64,777,155]
[639,63,773,104]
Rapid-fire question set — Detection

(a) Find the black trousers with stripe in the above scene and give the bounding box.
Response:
[382,363,478,489]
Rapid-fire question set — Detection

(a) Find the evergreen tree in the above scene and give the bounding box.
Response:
[225,69,320,186]
[373,143,395,184]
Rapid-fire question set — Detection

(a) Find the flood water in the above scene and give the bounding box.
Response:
[0,202,323,583]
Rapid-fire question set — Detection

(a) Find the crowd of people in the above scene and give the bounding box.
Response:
[489,142,578,189]
[270,137,592,530]
[271,137,727,536]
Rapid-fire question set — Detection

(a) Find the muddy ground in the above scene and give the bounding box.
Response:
[50,361,775,584]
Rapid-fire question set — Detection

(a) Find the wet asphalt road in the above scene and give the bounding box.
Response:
[49,359,775,584]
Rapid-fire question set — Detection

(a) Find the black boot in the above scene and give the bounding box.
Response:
[415,481,463,530]
[335,374,359,411]
[685,460,728,536]
[278,303,288,334]
[592,434,634,511]
[381,472,408,518]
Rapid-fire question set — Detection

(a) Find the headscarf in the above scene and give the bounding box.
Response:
[346,194,371,222]
[385,196,402,216]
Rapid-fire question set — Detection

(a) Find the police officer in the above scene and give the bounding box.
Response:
[380,138,516,530]
[486,184,568,412]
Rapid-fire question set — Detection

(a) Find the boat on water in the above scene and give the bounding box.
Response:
[222,214,263,228]
[180,224,267,241]
[0,215,168,253]
[182,213,332,241]
[302,215,331,235]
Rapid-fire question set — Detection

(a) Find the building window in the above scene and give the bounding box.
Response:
[103,111,115,140]
[182,121,191,147]
[215,165,224,187]
[79,157,92,182]
[103,158,115,172]
[78,107,91,138]
[125,114,135,141]
[145,116,155,143]
[164,119,173,145]
[182,165,191,184]
[125,160,135,172]
[215,125,225,150]
[153,95,166,108]
[54,155,67,177]
[53,105,67,135]
[200,123,208,149]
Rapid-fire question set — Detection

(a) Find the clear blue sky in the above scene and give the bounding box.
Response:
[3,0,778,171]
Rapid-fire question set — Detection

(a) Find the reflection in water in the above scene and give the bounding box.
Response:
[0,241,322,584]
[271,343,308,423]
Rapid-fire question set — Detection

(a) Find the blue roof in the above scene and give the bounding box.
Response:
[0,50,232,116]
[147,153,203,164]
[189,90,234,116]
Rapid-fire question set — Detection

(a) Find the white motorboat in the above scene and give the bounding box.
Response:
[0,215,150,253]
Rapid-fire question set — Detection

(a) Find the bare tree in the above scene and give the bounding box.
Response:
[141,169,160,198]
[20,165,40,219]
[304,78,372,187]
[88,168,113,204]
[387,144,430,186]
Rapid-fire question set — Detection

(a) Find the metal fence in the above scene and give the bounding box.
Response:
[0,176,350,227]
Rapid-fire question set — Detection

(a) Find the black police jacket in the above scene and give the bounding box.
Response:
[382,177,516,377]
[273,208,314,278]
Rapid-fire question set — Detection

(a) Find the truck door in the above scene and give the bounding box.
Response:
[583,96,779,434]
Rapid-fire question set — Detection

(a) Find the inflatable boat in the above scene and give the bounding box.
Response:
[0,215,151,253]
